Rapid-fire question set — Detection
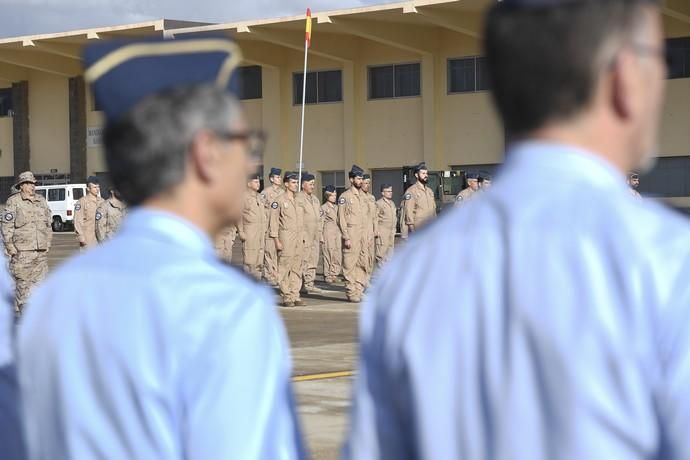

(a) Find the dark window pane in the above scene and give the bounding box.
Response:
[238,65,262,100]
[293,72,318,105]
[395,63,420,97]
[448,58,476,93]
[73,188,84,200]
[666,37,690,79]
[318,70,342,103]
[369,66,395,99]
[48,188,65,201]
[476,57,490,91]
[0,88,13,117]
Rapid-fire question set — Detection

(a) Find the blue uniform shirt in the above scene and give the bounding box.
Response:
[18,209,306,460]
[344,142,690,460]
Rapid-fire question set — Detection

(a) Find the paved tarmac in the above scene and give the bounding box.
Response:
[46,232,359,459]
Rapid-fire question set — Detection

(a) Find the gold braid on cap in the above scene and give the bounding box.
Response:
[84,38,242,88]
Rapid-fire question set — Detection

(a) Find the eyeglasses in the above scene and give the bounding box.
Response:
[215,129,267,159]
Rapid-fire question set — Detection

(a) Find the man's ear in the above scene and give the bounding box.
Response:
[610,50,637,123]
[188,130,218,183]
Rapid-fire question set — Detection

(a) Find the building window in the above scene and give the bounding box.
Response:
[0,88,12,117]
[48,188,66,202]
[321,170,346,201]
[293,70,342,105]
[667,37,690,80]
[448,56,490,94]
[237,65,262,100]
[369,63,421,99]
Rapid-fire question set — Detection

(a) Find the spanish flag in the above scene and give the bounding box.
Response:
[305,8,312,48]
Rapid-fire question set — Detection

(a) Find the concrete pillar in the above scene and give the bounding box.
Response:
[69,76,87,182]
[11,81,29,175]
[261,66,282,174]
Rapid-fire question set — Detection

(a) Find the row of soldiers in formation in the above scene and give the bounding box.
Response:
[223,162,492,305]
[1,165,494,312]
[1,173,126,314]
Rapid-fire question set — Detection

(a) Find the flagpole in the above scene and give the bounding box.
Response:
[298,8,311,185]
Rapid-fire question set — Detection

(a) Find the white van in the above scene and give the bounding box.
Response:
[35,184,88,232]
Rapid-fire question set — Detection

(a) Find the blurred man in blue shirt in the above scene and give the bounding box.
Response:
[344,0,690,459]
[18,36,305,460]
[0,258,24,460]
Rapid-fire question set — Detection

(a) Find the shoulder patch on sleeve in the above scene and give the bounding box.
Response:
[271,202,279,209]
[339,197,346,205]
[4,212,14,222]
[95,211,103,221]
[74,203,81,211]
[404,193,412,200]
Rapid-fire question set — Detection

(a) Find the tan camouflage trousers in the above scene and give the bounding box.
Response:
[301,242,320,291]
[263,237,279,286]
[321,237,342,283]
[243,248,264,281]
[10,250,48,315]
[342,234,368,301]
[278,252,303,303]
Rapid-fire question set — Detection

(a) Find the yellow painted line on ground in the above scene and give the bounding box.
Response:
[293,370,355,382]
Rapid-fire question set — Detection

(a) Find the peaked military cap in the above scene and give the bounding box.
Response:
[269,167,282,177]
[414,162,428,173]
[83,35,243,122]
[301,173,315,182]
[349,165,364,178]
[284,171,298,181]
[324,185,336,193]
[363,174,371,180]
[466,172,479,180]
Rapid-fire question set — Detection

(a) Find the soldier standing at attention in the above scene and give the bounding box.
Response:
[1,171,51,316]
[270,172,305,307]
[320,185,342,284]
[403,162,436,235]
[263,167,284,287]
[297,173,323,294]
[361,174,377,276]
[74,176,104,249]
[95,189,127,243]
[375,184,396,266]
[455,172,480,205]
[337,165,368,303]
[237,173,267,280]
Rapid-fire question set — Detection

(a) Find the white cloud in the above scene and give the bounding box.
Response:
[0,0,392,38]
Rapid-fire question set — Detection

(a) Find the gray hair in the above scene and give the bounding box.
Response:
[103,84,244,206]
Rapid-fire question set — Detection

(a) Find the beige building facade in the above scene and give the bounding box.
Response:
[0,0,689,208]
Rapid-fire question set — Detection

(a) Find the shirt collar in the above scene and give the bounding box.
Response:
[121,208,215,257]
[503,141,628,191]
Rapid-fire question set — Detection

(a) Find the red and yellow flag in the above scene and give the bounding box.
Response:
[305,8,312,48]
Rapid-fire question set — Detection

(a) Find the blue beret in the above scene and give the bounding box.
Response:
[84,35,243,122]
[414,162,428,173]
[479,171,492,180]
[324,185,336,193]
[363,174,371,180]
[269,167,282,177]
[349,165,364,178]
[284,171,298,181]
[302,173,315,182]
[466,172,479,180]
[86,176,99,185]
